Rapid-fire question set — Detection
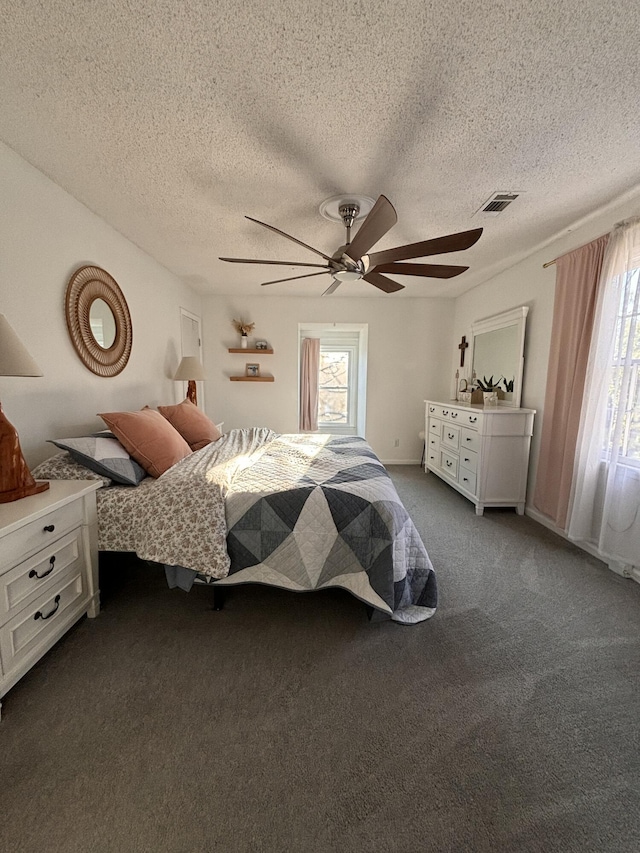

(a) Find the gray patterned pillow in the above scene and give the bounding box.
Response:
[32,452,112,487]
[47,436,146,486]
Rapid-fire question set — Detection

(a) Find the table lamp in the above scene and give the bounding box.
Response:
[0,314,50,502]
[174,356,206,406]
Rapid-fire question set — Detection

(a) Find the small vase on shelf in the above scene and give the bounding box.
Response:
[241,335,248,349]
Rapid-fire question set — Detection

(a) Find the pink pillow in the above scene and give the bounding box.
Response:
[98,408,192,478]
[157,399,222,451]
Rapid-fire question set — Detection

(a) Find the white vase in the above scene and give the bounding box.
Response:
[241,336,248,349]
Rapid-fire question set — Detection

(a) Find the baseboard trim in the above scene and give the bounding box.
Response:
[380,459,421,466]
[525,506,640,584]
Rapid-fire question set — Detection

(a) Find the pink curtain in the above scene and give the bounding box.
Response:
[533,234,609,528]
[299,337,320,431]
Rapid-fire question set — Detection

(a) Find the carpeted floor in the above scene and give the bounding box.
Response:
[1,467,639,853]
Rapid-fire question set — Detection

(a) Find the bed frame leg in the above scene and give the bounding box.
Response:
[212,586,226,611]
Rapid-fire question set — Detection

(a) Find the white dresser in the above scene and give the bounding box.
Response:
[0,480,100,719]
[424,400,535,516]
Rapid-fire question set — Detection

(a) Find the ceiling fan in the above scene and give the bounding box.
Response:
[219,195,482,295]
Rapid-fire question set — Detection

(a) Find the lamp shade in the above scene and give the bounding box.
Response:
[174,356,206,381]
[0,314,42,376]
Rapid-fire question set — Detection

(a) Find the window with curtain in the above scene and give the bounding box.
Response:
[568,218,640,578]
[298,324,368,436]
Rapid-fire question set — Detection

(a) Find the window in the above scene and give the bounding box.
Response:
[299,324,368,436]
[318,347,355,428]
[606,265,640,464]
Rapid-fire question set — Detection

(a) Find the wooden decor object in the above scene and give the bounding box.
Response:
[0,404,49,503]
[65,266,132,376]
[186,380,197,406]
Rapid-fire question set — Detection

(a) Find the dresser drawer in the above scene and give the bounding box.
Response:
[461,427,481,453]
[0,569,86,676]
[459,447,478,474]
[440,450,458,479]
[426,446,440,467]
[428,418,441,437]
[0,529,84,623]
[427,434,440,452]
[463,412,482,430]
[459,469,477,495]
[441,423,460,451]
[0,501,83,572]
[436,405,453,420]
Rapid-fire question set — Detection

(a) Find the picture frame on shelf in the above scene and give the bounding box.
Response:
[246,363,260,377]
[255,340,268,350]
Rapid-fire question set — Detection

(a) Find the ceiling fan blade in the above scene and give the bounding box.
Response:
[344,195,397,261]
[373,262,469,279]
[362,271,405,293]
[260,270,331,286]
[246,216,335,263]
[322,279,342,296]
[367,228,483,266]
[219,257,330,269]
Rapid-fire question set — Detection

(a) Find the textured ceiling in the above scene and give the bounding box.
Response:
[1,0,640,298]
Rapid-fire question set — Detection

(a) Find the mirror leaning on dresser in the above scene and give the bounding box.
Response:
[424,400,536,516]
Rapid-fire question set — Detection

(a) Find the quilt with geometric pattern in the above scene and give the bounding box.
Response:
[215,432,437,624]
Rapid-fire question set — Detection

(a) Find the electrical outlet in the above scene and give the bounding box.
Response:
[394,439,400,447]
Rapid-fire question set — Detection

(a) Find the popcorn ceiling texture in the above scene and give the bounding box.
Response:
[1,0,639,297]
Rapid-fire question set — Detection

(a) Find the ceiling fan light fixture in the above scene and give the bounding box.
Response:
[333,268,363,282]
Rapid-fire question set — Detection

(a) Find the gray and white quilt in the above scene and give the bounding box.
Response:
[214,430,437,624]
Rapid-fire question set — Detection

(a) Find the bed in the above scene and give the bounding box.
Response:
[34,428,437,624]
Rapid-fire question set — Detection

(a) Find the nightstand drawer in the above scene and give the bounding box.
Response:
[0,529,84,623]
[0,569,86,676]
[0,501,83,572]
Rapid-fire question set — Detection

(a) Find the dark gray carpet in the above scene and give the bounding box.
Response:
[1,467,639,853]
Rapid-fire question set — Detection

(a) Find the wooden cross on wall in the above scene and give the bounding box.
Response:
[458,335,469,367]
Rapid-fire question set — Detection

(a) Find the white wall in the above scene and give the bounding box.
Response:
[452,189,640,510]
[0,142,201,465]
[202,294,454,463]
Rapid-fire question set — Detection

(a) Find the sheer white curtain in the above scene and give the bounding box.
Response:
[568,217,640,578]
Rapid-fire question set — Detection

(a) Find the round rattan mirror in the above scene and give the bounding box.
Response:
[65,266,132,376]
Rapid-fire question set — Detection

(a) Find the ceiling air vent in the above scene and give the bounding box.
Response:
[475,192,520,216]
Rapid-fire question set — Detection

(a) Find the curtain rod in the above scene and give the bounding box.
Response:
[543,229,614,269]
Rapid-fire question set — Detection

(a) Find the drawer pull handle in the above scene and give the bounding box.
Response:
[463,477,469,482]
[442,410,449,416]
[451,412,458,419]
[43,524,55,533]
[29,556,56,580]
[34,595,61,621]
[446,460,453,468]
[447,432,454,439]
[466,437,472,442]
[469,417,477,423]
[464,457,470,462]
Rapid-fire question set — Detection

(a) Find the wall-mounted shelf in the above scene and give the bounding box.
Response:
[230,375,274,382]
[228,348,274,354]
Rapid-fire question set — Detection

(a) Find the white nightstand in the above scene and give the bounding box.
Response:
[0,480,100,720]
